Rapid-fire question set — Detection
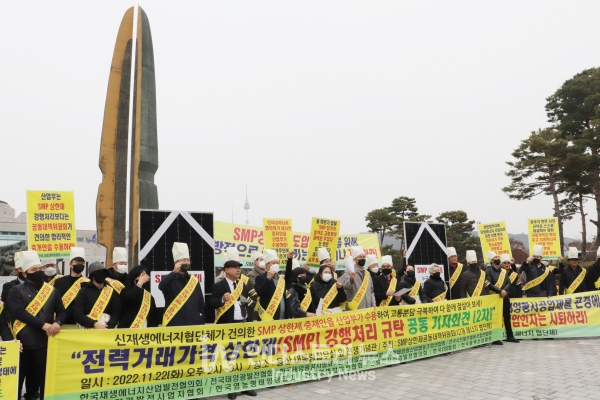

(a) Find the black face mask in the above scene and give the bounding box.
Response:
[17,272,26,280]
[27,270,45,283]
[406,270,415,278]
[357,259,366,267]
[431,272,441,280]
[298,276,308,285]
[93,272,107,284]
[531,258,540,265]
[72,264,85,274]
[493,259,501,266]
[180,264,190,272]
[382,268,392,275]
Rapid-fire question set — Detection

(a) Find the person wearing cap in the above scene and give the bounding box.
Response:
[395,265,432,305]
[159,243,205,326]
[519,245,557,298]
[559,247,588,295]
[367,255,388,306]
[378,255,400,306]
[459,250,503,299]
[73,261,121,329]
[7,250,66,400]
[286,254,318,319]
[107,247,129,290]
[486,253,519,344]
[119,265,159,328]
[255,249,290,320]
[447,247,464,300]
[53,247,90,325]
[587,247,600,292]
[500,254,523,299]
[310,264,346,314]
[41,258,61,285]
[423,264,447,302]
[337,246,377,309]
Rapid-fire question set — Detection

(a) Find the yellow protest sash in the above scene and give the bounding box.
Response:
[495,268,507,289]
[162,274,199,326]
[432,291,446,302]
[471,271,486,297]
[565,269,586,294]
[300,289,312,311]
[320,283,339,313]
[130,289,151,329]
[379,277,398,307]
[240,275,249,285]
[509,271,518,284]
[523,267,552,291]
[0,302,3,314]
[258,277,285,321]
[106,278,125,294]
[62,277,89,308]
[408,279,421,297]
[12,283,54,336]
[449,263,463,288]
[86,285,114,327]
[48,275,62,286]
[215,279,244,323]
[346,270,370,310]
[595,276,600,290]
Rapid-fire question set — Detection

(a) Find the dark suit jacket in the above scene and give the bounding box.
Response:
[255,272,290,320]
[210,278,249,324]
[1,279,20,322]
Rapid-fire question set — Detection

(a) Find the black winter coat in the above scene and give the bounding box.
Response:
[310,275,347,310]
[1,278,21,323]
[459,265,501,298]
[587,261,600,291]
[53,275,86,324]
[397,275,432,304]
[448,264,464,300]
[255,273,291,320]
[118,285,159,328]
[423,276,446,300]
[560,265,588,295]
[7,282,66,349]
[519,262,557,296]
[158,272,205,326]
[73,282,121,328]
[287,284,309,318]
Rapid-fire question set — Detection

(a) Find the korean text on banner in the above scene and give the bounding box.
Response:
[510,291,600,339]
[214,222,264,268]
[26,190,77,258]
[527,218,561,259]
[263,219,294,266]
[307,217,340,267]
[478,221,511,263]
[335,234,381,270]
[0,340,20,400]
[45,296,503,400]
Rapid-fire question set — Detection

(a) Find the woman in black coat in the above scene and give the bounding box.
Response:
[310,265,347,312]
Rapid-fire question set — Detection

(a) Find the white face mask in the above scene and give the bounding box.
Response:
[258,261,266,269]
[117,264,128,274]
[542,261,549,267]
[322,273,332,282]
[269,264,280,274]
[370,267,379,274]
[44,267,57,277]
[309,268,318,274]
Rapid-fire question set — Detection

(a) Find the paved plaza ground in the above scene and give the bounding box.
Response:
[206,337,600,400]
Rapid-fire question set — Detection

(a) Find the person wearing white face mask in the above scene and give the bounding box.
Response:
[337,246,377,310]
[309,264,346,314]
[107,247,129,292]
[41,258,61,285]
[245,251,265,321]
[254,249,289,320]
[367,255,387,306]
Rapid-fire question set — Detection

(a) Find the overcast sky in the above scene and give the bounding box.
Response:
[1,1,598,242]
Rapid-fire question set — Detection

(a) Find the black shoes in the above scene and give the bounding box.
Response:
[228,394,237,400]
[492,340,503,345]
[505,337,520,343]
[242,390,257,396]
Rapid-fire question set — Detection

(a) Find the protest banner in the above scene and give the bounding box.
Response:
[335,234,381,270]
[45,295,502,400]
[263,219,294,266]
[478,221,511,263]
[0,340,20,400]
[26,190,76,258]
[214,222,264,268]
[527,218,561,259]
[510,291,600,339]
[306,217,341,267]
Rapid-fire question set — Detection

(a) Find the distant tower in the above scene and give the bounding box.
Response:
[244,185,250,225]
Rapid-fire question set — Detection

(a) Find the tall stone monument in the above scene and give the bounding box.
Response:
[97,6,158,267]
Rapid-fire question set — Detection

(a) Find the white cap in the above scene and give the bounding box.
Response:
[263,249,278,264]
[447,247,457,257]
[486,251,497,261]
[350,246,365,259]
[366,254,379,268]
[292,259,300,269]
[533,245,543,257]
[225,246,240,262]
[317,248,331,262]
[22,251,42,272]
[466,250,477,263]
[172,242,190,262]
[597,247,600,258]
[41,258,57,267]
[381,255,393,267]
[500,254,511,263]
[251,251,263,261]
[69,247,86,263]
[567,247,579,260]
[222,252,229,264]
[112,247,127,264]
[14,252,23,270]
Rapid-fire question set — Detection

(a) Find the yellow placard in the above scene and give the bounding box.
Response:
[45,296,503,400]
[214,222,264,268]
[0,340,20,400]
[26,190,77,257]
[335,234,381,270]
[478,221,511,263]
[263,218,294,266]
[527,218,561,259]
[307,217,341,267]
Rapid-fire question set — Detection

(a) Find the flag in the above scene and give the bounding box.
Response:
[87,233,97,244]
